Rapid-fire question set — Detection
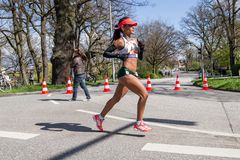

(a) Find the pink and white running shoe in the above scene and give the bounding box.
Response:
[93,114,104,132]
[134,120,152,132]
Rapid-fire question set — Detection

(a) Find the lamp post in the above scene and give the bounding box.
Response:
[198,43,204,80]
[109,0,115,82]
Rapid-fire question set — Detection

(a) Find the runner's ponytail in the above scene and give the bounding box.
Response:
[112,16,130,41]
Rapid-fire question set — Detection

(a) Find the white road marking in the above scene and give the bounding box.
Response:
[50,100,59,105]
[47,93,52,97]
[76,109,240,138]
[142,143,240,159]
[0,131,39,140]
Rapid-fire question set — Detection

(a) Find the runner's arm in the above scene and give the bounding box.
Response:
[103,44,128,60]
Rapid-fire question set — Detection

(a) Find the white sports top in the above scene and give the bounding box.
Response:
[116,35,139,58]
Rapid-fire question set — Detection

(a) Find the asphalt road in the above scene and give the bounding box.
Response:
[0,72,240,160]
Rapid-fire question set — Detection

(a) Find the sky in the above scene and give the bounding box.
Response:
[134,0,201,30]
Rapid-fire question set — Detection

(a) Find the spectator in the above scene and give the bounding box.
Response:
[29,71,34,85]
[70,48,91,101]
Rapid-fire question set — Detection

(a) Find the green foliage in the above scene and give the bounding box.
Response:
[235,49,240,64]
[193,77,240,91]
[137,61,151,77]
[189,61,201,71]
[48,63,52,82]
[226,70,232,76]
[213,47,229,69]
[136,60,164,78]
[0,84,66,95]
[138,72,162,79]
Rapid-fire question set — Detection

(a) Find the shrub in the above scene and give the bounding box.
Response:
[138,72,162,79]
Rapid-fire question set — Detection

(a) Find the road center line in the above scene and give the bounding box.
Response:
[76,109,240,138]
[142,143,240,159]
[0,131,39,140]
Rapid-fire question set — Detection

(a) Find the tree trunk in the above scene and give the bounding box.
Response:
[152,63,155,74]
[229,44,238,76]
[11,0,28,85]
[25,18,42,83]
[51,0,76,84]
[208,52,214,76]
[40,0,49,82]
[41,15,48,81]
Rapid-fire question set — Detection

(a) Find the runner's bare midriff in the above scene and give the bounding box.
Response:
[123,58,138,72]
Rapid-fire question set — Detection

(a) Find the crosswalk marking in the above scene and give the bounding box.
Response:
[0,131,39,140]
[142,143,240,158]
[76,109,240,138]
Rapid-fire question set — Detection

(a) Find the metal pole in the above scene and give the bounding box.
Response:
[109,0,115,82]
[200,43,204,80]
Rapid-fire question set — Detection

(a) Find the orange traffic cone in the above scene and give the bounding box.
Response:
[202,73,209,90]
[42,79,48,95]
[103,77,111,92]
[174,74,181,90]
[66,76,73,94]
[146,74,152,91]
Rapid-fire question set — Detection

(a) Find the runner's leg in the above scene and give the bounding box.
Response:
[119,75,151,132]
[119,75,148,121]
[100,83,128,117]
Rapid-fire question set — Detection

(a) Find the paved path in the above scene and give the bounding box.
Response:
[0,72,240,160]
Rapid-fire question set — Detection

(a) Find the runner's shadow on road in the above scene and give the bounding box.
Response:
[35,122,92,132]
[35,122,144,137]
[39,99,70,102]
[48,122,144,160]
[144,118,197,126]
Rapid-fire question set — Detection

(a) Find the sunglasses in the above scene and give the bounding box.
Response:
[124,24,135,27]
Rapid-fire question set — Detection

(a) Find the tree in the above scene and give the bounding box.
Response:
[143,21,180,74]
[0,0,55,84]
[26,0,55,82]
[182,0,222,75]
[51,0,78,84]
[181,46,196,71]
[21,1,42,83]
[51,0,148,84]
[0,36,5,70]
[0,0,29,85]
[215,0,240,76]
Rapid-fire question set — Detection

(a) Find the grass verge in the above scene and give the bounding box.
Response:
[193,77,240,92]
[0,84,66,96]
[0,80,104,96]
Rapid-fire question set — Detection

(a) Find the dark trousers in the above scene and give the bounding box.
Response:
[72,73,91,100]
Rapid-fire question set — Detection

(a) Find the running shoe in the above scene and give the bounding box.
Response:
[134,120,152,132]
[93,114,104,131]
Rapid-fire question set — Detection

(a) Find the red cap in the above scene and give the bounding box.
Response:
[115,18,138,30]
